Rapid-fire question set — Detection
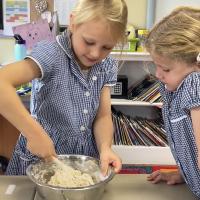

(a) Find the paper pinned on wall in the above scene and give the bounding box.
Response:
[3,0,30,36]
[54,0,78,26]
[12,19,55,50]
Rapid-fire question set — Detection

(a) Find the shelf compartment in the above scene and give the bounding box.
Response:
[111,98,162,107]
[110,52,152,61]
[112,145,176,165]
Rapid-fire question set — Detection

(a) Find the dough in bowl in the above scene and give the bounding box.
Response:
[48,164,94,187]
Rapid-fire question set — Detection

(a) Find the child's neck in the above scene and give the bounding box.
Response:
[71,45,92,70]
[76,58,93,70]
[80,65,92,70]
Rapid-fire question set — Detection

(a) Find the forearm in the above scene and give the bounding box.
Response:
[0,81,45,139]
[93,114,113,153]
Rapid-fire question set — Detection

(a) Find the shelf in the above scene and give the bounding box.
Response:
[0,32,14,38]
[110,51,171,166]
[112,145,176,165]
[110,52,152,61]
[111,98,162,107]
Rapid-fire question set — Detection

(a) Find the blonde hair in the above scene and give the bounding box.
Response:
[71,0,128,44]
[145,6,200,65]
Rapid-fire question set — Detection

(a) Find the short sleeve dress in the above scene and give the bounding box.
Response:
[160,72,200,198]
[6,30,118,175]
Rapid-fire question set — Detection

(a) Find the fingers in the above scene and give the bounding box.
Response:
[42,149,57,160]
[26,136,57,159]
[100,157,122,177]
[111,159,122,173]
[100,159,108,176]
[147,170,160,181]
[44,154,57,162]
[147,169,185,185]
[100,159,119,176]
[166,179,177,185]
[147,170,163,184]
[44,156,53,162]
[100,148,122,176]
[49,146,57,158]
[151,173,162,184]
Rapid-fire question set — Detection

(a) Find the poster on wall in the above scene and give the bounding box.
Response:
[3,0,30,35]
[54,0,78,26]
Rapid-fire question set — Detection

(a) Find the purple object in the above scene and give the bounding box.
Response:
[12,19,55,50]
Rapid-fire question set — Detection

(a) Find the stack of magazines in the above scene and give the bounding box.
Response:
[112,109,168,146]
[128,75,162,103]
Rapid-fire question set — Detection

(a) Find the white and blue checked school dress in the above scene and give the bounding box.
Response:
[160,72,200,198]
[6,30,118,175]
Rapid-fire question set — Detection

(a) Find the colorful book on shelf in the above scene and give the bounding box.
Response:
[112,114,122,145]
[138,122,167,146]
[112,109,168,146]
[129,119,154,146]
[138,83,159,101]
[122,115,140,145]
[112,113,134,145]
[119,117,133,145]
[128,75,155,98]
[132,82,160,102]
[128,75,162,103]
[119,165,178,174]
[145,120,167,143]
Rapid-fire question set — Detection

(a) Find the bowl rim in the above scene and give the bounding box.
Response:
[26,154,115,191]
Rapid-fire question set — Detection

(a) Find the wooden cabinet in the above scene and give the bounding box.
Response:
[0,96,30,160]
[0,115,20,159]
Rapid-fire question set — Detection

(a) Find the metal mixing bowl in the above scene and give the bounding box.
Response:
[26,155,115,200]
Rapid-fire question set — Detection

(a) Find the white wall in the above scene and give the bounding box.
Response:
[0,0,148,64]
[0,37,15,65]
[1,0,199,64]
[155,0,200,23]
[125,0,147,28]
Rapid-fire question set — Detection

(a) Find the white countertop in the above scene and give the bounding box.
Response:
[0,176,35,200]
[0,174,197,200]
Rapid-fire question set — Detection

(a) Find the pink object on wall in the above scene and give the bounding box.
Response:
[12,19,55,50]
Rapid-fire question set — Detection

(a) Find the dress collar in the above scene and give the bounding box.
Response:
[56,28,73,59]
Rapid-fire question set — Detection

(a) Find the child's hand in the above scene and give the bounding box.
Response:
[147,170,185,185]
[26,132,57,159]
[100,148,122,176]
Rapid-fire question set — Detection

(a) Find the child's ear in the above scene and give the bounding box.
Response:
[69,14,75,33]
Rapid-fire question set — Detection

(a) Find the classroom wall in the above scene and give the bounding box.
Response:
[125,0,147,28]
[0,37,15,65]
[155,0,200,23]
[1,0,199,64]
[0,0,148,64]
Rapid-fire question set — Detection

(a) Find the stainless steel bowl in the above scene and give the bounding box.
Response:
[26,155,115,200]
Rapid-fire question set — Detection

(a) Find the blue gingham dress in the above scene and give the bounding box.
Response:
[160,72,200,198]
[6,30,118,175]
